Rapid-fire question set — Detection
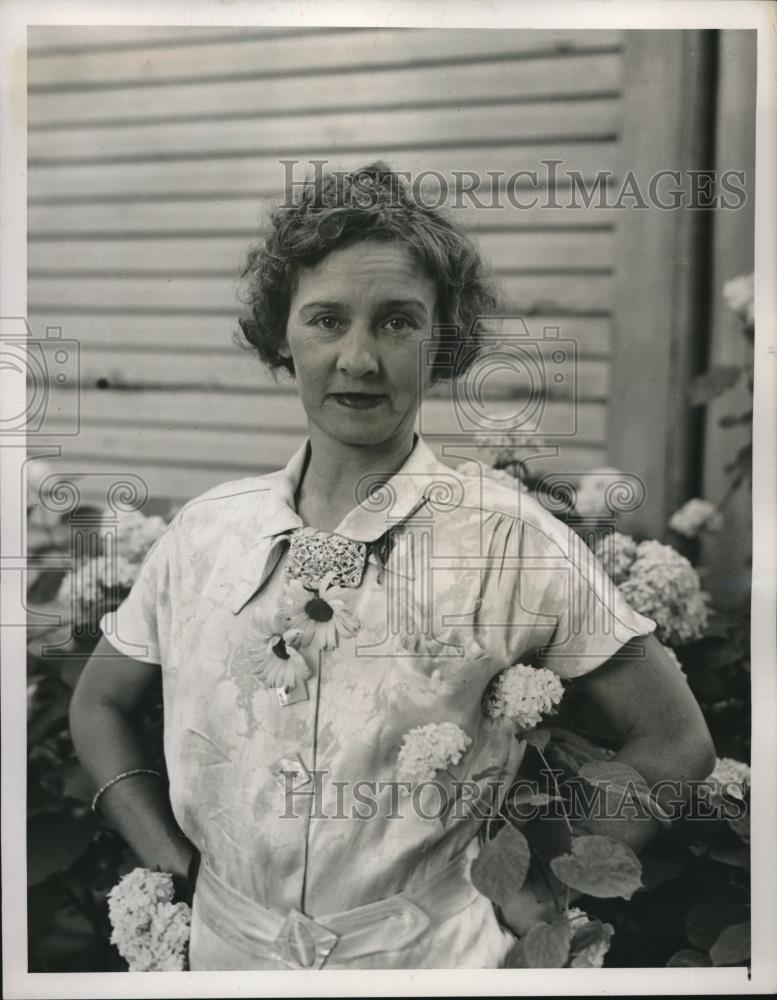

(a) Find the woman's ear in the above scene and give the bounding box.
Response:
[277,338,292,360]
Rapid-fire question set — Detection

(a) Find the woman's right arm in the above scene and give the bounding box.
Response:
[69,634,195,880]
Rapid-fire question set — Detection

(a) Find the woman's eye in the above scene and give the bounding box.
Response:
[383,316,417,332]
[314,315,342,331]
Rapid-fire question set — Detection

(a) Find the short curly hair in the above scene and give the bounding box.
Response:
[237,162,498,384]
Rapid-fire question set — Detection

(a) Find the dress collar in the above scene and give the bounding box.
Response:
[230,435,449,614]
[260,434,446,544]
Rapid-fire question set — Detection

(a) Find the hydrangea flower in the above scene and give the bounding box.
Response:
[593,531,638,586]
[57,558,104,608]
[706,756,750,798]
[105,510,167,563]
[669,498,723,538]
[96,552,141,590]
[484,663,564,730]
[572,467,625,518]
[107,868,191,972]
[396,722,472,783]
[280,571,360,650]
[723,272,754,328]
[617,540,710,645]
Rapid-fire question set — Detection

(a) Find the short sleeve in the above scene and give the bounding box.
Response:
[98,523,174,665]
[530,526,656,679]
[478,507,656,681]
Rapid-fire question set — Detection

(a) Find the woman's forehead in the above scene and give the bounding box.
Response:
[293,240,437,303]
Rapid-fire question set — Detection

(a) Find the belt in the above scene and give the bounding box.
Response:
[193,846,482,969]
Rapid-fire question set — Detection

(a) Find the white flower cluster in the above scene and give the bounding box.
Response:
[107,868,191,971]
[58,510,167,612]
[456,460,529,493]
[595,534,710,646]
[593,531,638,585]
[669,498,723,539]
[572,467,625,518]
[109,510,167,564]
[617,539,710,646]
[723,272,754,328]
[707,756,750,797]
[484,663,564,730]
[57,562,103,608]
[396,722,472,783]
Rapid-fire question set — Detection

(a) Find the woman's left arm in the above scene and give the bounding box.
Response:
[499,635,716,934]
[563,632,717,851]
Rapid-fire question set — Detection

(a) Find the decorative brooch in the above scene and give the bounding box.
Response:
[285,528,368,589]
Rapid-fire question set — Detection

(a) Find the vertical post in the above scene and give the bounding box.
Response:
[700,30,756,607]
[608,30,718,537]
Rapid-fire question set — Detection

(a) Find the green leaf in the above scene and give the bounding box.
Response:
[709,920,750,966]
[579,760,671,824]
[504,939,528,968]
[470,823,531,907]
[685,889,749,950]
[522,918,571,968]
[27,683,72,747]
[708,845,749,869]
[550,835,643,899]
[509,788,560,808]
[639,847,684,890]
[60,758,94,803]
[569,917,614,968]
[688,366,743,406]
[28,809,98,886]
[545,727,614,776]
[524,728,551,751]
[667,949,712,967]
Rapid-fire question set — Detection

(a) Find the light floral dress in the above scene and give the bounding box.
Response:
[100,436,655,970]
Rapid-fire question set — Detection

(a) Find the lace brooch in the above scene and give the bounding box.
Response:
[285,528,368,589]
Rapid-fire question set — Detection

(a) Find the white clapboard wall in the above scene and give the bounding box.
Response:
[28,26,623,507]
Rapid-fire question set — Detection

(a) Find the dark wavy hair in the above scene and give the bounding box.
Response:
[237,162,498,384]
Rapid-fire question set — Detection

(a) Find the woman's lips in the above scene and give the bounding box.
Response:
[329,393,386,410]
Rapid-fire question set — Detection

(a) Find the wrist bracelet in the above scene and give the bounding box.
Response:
[91,768,163,814]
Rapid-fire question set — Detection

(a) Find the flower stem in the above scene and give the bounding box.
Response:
[536,746,574,838]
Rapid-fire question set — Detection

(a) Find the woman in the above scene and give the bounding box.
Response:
[70,162,715,970]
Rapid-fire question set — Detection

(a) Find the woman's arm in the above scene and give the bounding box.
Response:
[557,632,717,851]
[499,635,715,934]
[69,635,195,880]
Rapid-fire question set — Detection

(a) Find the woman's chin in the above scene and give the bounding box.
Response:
[313,411,402,448]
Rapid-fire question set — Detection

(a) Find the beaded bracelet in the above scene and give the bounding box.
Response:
[91,768,163,814]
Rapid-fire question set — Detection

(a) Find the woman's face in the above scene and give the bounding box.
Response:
[282,239,438,450]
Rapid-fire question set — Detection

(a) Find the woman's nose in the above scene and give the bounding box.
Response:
[336,324,379,378]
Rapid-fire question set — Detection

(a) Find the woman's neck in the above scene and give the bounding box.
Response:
[295,427,416,533]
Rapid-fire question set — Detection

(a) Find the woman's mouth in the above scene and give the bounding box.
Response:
[329,393,386,410]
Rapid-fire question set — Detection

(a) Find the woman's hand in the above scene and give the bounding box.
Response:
[70,635,196,879]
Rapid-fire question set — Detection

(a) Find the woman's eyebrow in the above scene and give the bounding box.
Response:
[297,300,345,314]
[380,298,430,315]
